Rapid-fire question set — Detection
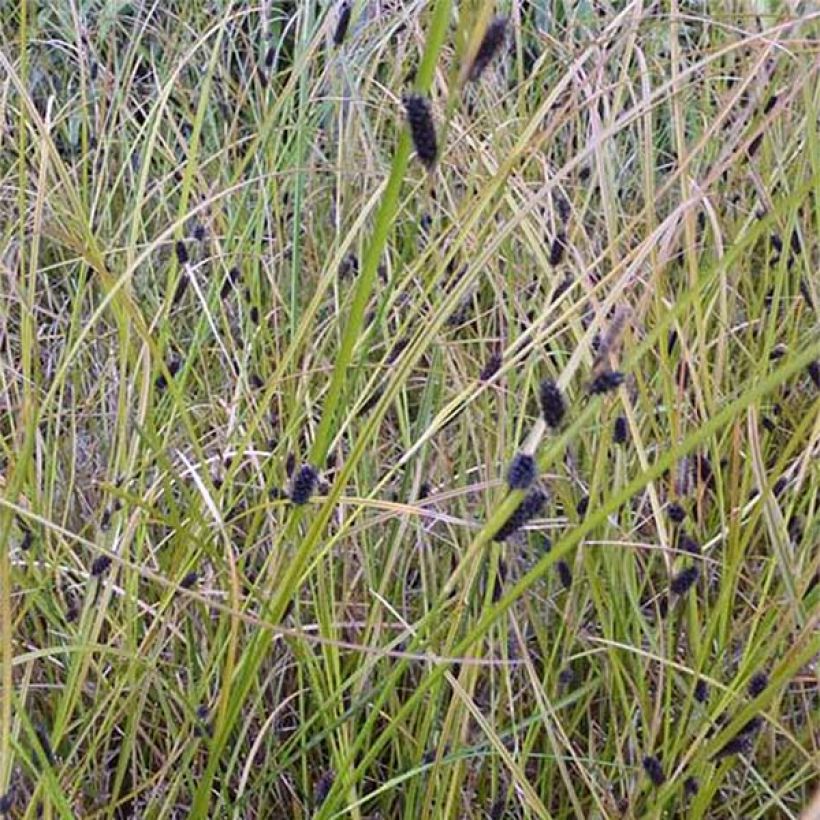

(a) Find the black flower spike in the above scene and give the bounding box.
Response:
[180,570,198,589]
[285,452,296,477]
[667,502,686,524]
[557,559,572,590]
[808,360,820,390]
[192,223,206,242]
[155,357,181,391]
[678,533,700,556]
[175,240,188,266]
[492,488,547,542]
[333,1,352,46]
[403,94,438,170]
[712,734,751,760]
[172,272,189,304]
[588,370,625,395]
[642,755,665,786]
[548,231,566,266]
[683,776,699,798]
[479,353,501,381]
[468,16,508,82]
[747,672,768,698]
[91,555,112,576]
[576,495,589,518]
[507,452,537,490]
[539,378,566,428]
[289,464,318,506]
[670,565,699,596]
[0,791,13,814]
[221,267,240,299]
[694,678,709,703]
[612,415,628,444]
[314,770,335,806]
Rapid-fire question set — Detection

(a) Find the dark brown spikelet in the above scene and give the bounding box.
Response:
[694,678,709,703]
[314,770,335,806]
[747,672,768,698]
[91,555,112,577]
[175,240,189,266]
[221,267,240,299]
[549,231,566,266]
[0,791,13,814]
[576,495,589,518]
[808,360,820,390]
[333,1,352,46]
[155,357,181,391]
[492,488,547,542]
[539,378,566,428]
[612,415,628,444]
[588,369,625,395]
[180,570,198,589]
[479,353,502,381]
[403,94,438,170]
[172,272,190,304]
[713,733,752,760]
[506,452,537,490]
[557,559,572,590]
[678,533,700,556]
[468,16,508,82]
[683,777,699,798]
[289,464,318,506]
[642,755,665,786]
[285,452,296,477]
[671,565,699,596]
[668,503,686,524]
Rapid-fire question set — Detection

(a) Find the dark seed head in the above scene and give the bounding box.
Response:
[538,378,566,428]
[678,533,700,556]
[667,503,686,524]
[285,452,296,477]
[507,452,537,490]
[556,559,572,590]
[683,776,699,797]
[747,672,768,698]
[91,555,112,576]
[670,565,699,596]
[468,16,508,82]
[479,353,502,381]
[493,488,547,542]
[175,240,188,266]
[0,792,13,813]
[333,1,352,46]
[713,734,750,760]
[249,305,260,324]
[694,678,708,703]
[20,529,33,550]
[402,94,438,170]
[314,770,335,806]
[221,267,240,299]
[612,415,628,444]
[808,360,820,390]
[642,755,665,786]
[588,370,625,395]
[548,231,566,266]
[180,570,198,589]
[172,272,189,305]
[558,667,576,686]
[289,464,318,506]
[576,495,589,518]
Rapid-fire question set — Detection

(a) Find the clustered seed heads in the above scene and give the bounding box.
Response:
[492,488,547,542]
[468,16,508,82]
[506,452,537,490]
[539,378,565,428]
[289,464,318,506]
[587,369,625,395]
[671,565,699,596]
[403,94,438,170]
[642,755,665,786]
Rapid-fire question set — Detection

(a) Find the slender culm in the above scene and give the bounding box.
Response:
[468,16,508,82]
[333,1,351,46]
[539,378,566,428]
[492,488,547,542]
[642,755,665,786]
[671,565,699,596]
[403,94,438,170]
[748,672,768,698]
[587,370,625,395]
[175,240,188,266]
[612,415,628,444]
[507,452,537,490]
[289,464,318,505]
[557,560,572,590]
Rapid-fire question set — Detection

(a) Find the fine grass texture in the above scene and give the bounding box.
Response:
[1,1,819,818]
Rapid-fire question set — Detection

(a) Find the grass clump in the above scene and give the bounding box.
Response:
[0,2,818,817]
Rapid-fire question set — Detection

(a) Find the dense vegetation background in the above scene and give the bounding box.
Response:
[0,1,818,817]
